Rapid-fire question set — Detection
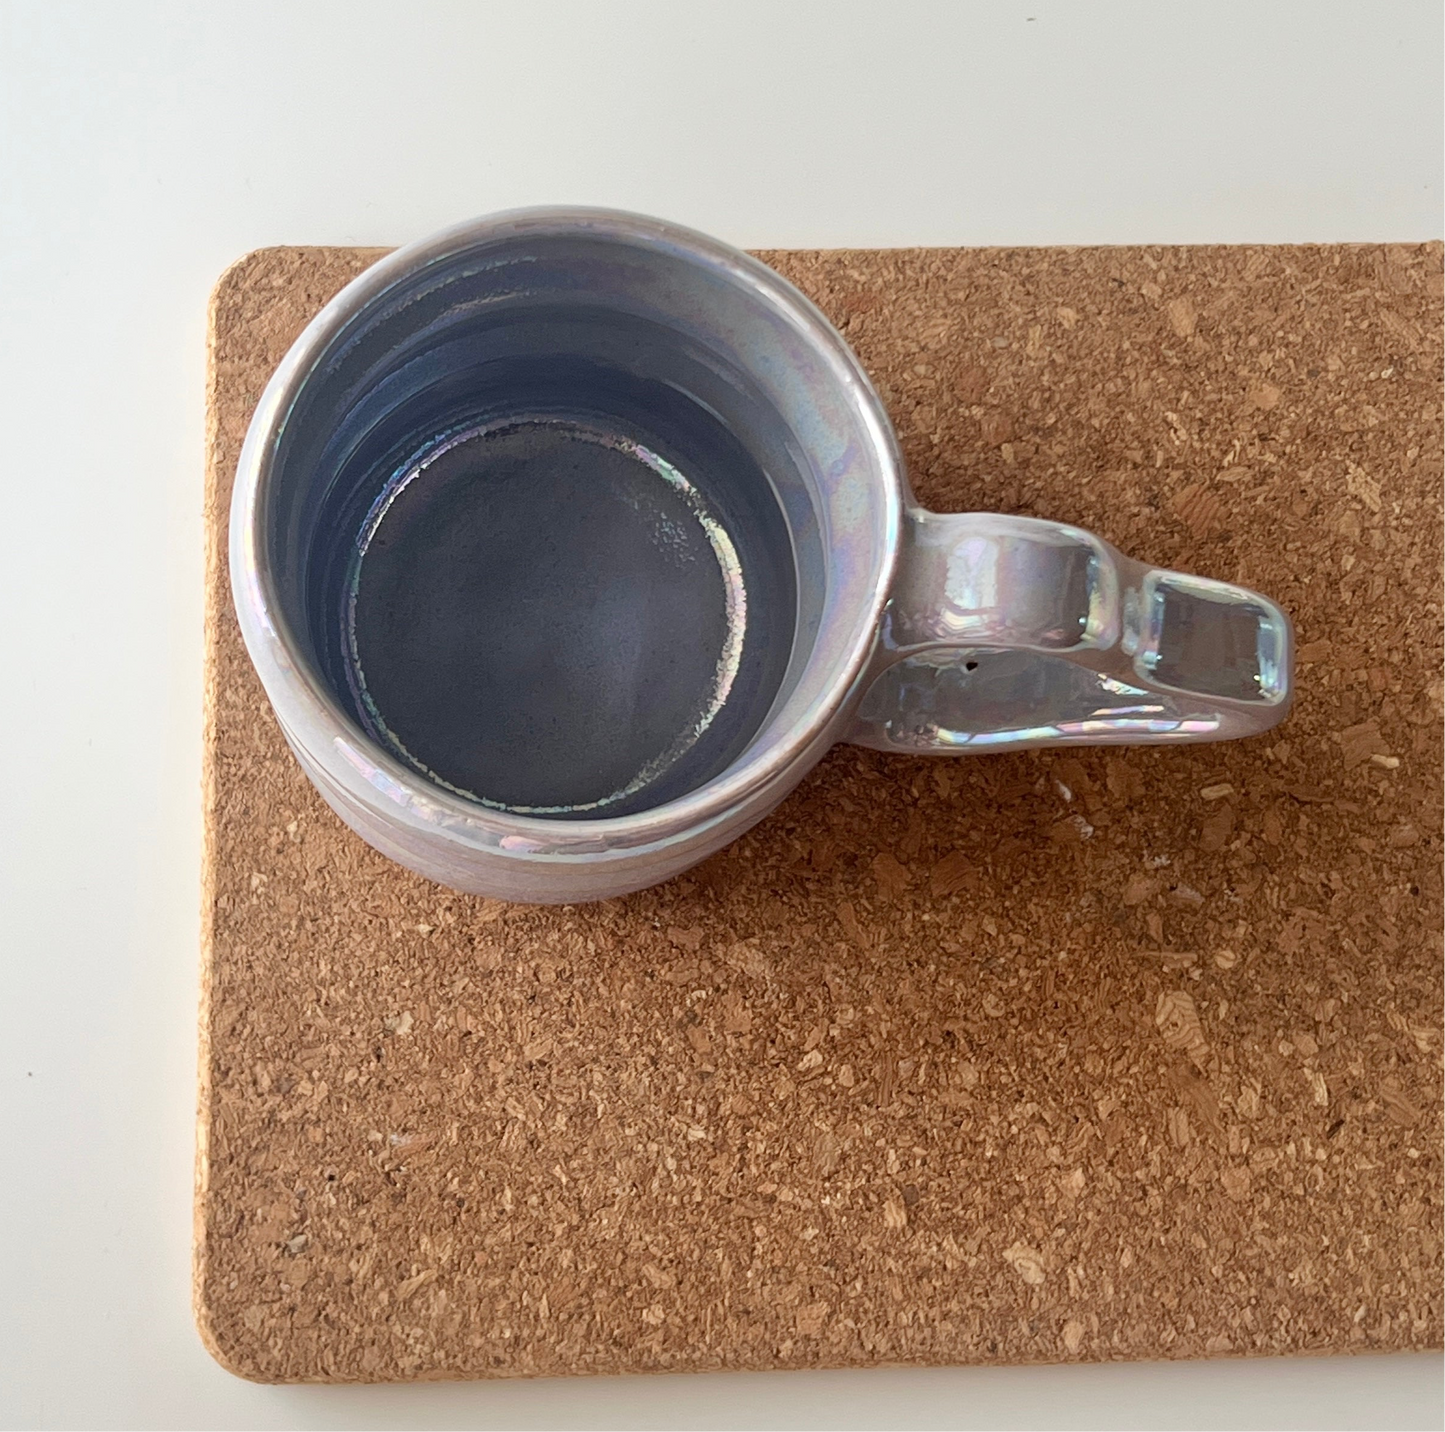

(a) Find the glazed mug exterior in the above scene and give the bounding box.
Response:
[231,208,1293,903]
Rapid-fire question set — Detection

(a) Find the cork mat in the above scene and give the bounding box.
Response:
[197,243,1444,1383]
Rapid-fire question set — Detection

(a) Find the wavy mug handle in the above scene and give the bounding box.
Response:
[849,512,1292,754]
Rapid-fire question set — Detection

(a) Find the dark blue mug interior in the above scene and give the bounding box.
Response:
[264,235,818,818]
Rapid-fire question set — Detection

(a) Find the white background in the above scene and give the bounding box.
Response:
[0,2,1439,1427]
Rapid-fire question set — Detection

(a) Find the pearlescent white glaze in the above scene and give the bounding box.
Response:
[232,208,1293,903]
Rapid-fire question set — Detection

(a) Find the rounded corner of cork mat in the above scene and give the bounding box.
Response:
[198,241,1443,1384]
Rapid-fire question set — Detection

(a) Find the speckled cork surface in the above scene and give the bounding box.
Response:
[197,243,1443,1383]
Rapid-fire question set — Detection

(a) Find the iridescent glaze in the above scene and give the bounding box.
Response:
[230,208,1294,903]
[850,511,1290,753]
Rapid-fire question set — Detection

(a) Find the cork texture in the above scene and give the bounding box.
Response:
[198,243,1444,1383]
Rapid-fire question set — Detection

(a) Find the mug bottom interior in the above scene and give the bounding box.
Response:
[338,385,799,819]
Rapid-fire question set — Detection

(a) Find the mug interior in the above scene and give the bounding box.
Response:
[256,214,899,826]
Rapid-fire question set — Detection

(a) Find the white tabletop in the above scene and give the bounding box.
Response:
[0,2,1439,1427]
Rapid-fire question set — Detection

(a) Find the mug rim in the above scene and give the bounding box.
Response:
[230,207,904,856]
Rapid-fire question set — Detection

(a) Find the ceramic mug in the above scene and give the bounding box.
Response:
[231,208,1292,903]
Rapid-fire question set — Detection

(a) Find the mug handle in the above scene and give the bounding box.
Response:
[848,511,1292,754]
